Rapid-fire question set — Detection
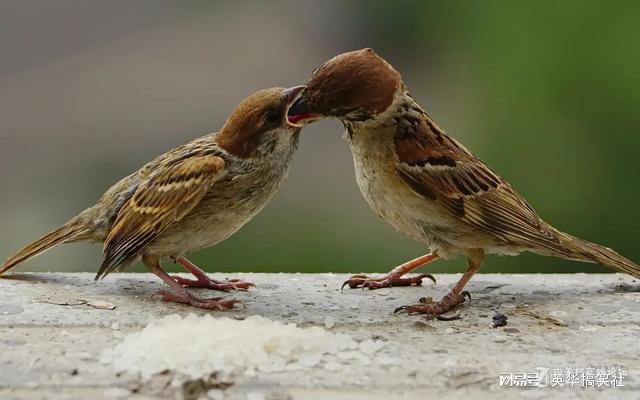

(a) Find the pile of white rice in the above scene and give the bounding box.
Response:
[102,314,386,379]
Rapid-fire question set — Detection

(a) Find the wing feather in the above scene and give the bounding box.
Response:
[394,111,569,255]
[95,155,225,279]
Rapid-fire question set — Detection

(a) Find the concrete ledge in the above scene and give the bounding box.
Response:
[0,273,638,399]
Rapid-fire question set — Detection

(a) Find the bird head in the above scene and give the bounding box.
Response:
[287,48,402,124]
[217,86,307,158]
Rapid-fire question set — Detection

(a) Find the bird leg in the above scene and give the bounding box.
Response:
[171,256,255,291]
[394,254,482,316]
[342,252,439,290]
[145,256,241,310]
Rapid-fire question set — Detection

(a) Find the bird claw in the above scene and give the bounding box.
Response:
[159,290,243,310]
[393,305,410,314]
[341,274,368,290]
[223,279,256,291]
[341,273,436,290]
[172,275,255,292]
[394,291,471,316]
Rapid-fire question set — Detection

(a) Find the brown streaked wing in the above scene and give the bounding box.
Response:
[96,155,225,279]
[395,118,568,255]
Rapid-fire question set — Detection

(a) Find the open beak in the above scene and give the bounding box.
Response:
[282,85,306,106]
[286,89,324,126]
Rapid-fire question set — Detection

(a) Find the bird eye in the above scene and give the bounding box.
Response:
[265,111,281,126]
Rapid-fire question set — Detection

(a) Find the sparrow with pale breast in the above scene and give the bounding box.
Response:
[288,49,639,315]
[2,86,307,310]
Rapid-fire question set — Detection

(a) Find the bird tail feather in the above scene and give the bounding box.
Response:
[558,234,640,279]
[0,216,91,275]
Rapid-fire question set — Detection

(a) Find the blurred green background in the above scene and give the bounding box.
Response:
[0,1,638,275]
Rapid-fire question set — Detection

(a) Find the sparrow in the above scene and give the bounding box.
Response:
[1,86,307,310]
[288,48,640,315]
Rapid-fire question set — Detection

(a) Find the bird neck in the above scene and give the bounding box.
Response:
[342,87,427,141]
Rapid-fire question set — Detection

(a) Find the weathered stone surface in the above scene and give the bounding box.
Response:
[0,273,638,399]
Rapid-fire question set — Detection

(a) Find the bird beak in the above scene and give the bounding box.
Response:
[286,89,324,126]
[282,85,306,105]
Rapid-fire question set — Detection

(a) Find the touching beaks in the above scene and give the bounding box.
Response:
[286,90,324,126]
[282,86,306,106]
